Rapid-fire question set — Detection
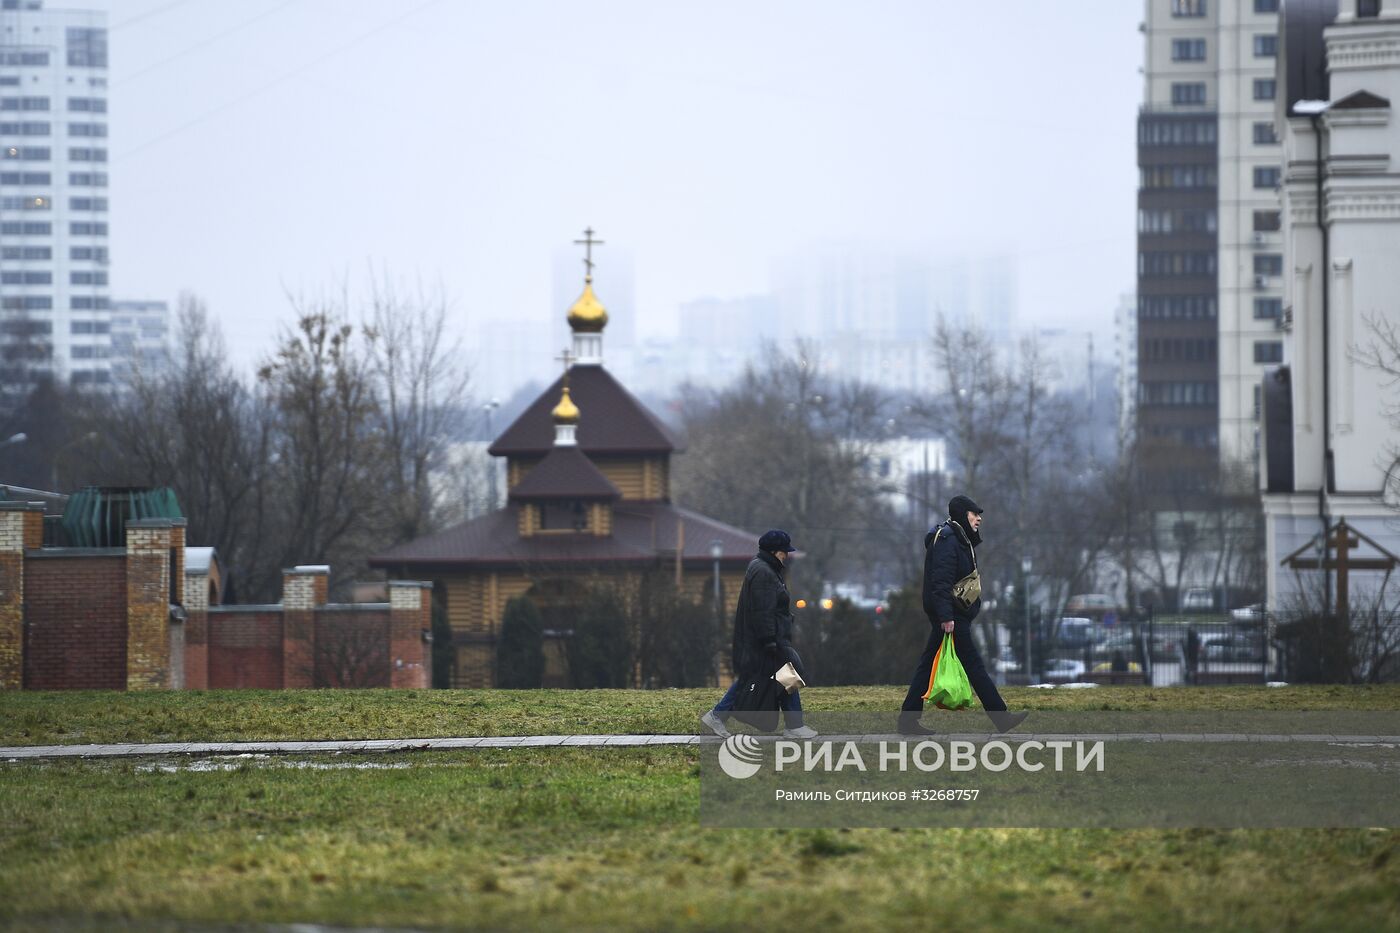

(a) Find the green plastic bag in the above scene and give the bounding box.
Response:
[921,633,975,710]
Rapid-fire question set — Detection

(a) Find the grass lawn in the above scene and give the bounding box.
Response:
[1,687,1398,930]
[4,684,1400,747]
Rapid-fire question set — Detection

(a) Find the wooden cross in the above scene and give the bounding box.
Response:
[555,347,577,385]
[1283,518,1400,618]
[573,227,604,277]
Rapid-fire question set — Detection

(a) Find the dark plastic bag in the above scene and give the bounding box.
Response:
[731,668,783,732]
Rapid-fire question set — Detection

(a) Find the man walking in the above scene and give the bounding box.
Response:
[899,496,1027,735]
[701,529,816,739]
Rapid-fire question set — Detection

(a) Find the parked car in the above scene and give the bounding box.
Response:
[1181,588,1215,613]
[1201,633,1264,663]
[993,645,1021,674]
[1231,604,1265,623]
[1056,617,1101,650]
[1043,658,1087,681]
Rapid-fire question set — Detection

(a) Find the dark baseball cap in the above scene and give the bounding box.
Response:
[948,495,984,519]
[758,529,798,553]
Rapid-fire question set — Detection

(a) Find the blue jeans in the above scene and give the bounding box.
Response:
[714,647,804,725]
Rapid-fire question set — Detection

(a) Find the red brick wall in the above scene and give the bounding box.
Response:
[207,611,283,689]
[314,610,391,688]
[23,556,127,690]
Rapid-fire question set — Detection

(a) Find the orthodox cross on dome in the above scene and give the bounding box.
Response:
[574,227,604,279]
[555,347,578,382]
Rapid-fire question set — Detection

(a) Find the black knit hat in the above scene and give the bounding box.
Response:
[948,495,984,522]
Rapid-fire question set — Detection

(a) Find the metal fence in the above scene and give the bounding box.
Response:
[991,611,1400,686]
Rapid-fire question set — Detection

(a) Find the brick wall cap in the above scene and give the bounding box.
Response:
[321,602,392,611]
[207,604,284,613]
[0,500,47,512]
[126,518,185,529]
[387,580,434,590]
[25,547,126,558]
[286,564,331,575]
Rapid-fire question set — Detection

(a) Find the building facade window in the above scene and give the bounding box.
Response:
[1253,341,1283,364]
[0,121,49,135]
[1140,164,1217,188]
[1255,0,1279,11]
[1253,121,1278,144]
[1253,78,1277,100]
[1253,210,1281,231]
[1172,82,1208,105]
[0,245,50,260]
[1137,208,1216,235]
[1141,338,1217,362]
[1253,166,1281,188]
[1139,251,1217,277]
[0,51,48,66]
[1254,297,1283,319]
[70,320,111,335]
[1139,382,1218,407]
[66,97,106,113]
[1358,0,1381,16]
[66,27,108,68]
[1139,118,1216,145]
[1255,254,1284,276]
[69,246,108,261]
[0,296,52,311]
[70,270,108,285]
[1172,0,1207,15]
[0,270,52,284]
[67,122,106,137]
[68,196,107,211]
[2,145,49,160]
[70,296,111,310]
[1254,385,1263,421]
[0,221,50,235]
[0,171,50,184]
[69,221,107,235]
[0,96,49,111]
[1172,38,1207,61]
[68,147,106,162]
[0,195,49,210]
[1139,295,1217,319]
[68,171,106,186]
[1253,35,1277,57]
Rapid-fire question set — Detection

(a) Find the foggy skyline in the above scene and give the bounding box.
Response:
[89,0,1141,383]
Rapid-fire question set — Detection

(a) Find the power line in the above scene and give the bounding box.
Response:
[110,0,197,32]
[113,0,448,162]
[113,0,306,87]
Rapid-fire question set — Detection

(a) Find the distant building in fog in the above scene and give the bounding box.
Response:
[109,299,170,382]
[1115,292,1138,445]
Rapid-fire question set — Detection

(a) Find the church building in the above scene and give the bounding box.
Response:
[370,232,757,687]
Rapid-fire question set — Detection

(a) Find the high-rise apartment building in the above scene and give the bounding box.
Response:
[1136,0,1284,495]
[0,0,109,391]
[109,299,170,383]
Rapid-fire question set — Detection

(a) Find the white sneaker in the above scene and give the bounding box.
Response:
[783,725,818,739]
[700,710,731,738]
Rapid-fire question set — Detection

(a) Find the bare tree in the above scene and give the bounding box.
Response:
[362,271,472,541]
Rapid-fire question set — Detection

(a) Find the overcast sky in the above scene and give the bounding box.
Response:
[95,0,1143,371]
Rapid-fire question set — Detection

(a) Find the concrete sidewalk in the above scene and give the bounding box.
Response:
[3,732,1398,760]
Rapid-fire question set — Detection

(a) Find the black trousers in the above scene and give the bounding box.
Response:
[901,622,1006,713]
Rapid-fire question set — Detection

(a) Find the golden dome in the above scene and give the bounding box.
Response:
[551,385,580,425]
[566,276,609,333]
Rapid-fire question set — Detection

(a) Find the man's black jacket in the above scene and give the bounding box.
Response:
[922,519,981,626]
[730,550,792,675]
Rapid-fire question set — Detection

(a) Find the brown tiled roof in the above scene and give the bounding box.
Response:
[368,502,758,570]
[488,365,682,457]
[508,447,620,501]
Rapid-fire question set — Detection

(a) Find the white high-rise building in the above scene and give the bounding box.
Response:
[109,299,170,383]
[1136,0,1285,494]
[0,0,109,390]
[1114,292,1138,446]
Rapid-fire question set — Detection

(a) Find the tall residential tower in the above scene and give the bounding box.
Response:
[0,0,109,392]
[1136,0,1285,495]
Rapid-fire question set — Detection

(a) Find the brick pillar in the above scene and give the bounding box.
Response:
[388,581,431,689]
[183,561,209,691]
[282,565,328,689]
[125,519,184,690]
[0,502,44,689]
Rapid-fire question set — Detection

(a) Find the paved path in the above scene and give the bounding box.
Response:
[3,732,1398,761]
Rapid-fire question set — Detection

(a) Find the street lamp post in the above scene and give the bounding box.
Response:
[1022,556,1033,684]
